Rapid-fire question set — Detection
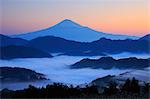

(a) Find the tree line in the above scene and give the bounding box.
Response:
[1,77,149,98]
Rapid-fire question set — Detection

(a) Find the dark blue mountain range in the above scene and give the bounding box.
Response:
[0,34,28,47]
[71,57,150,69]
[28,34,150,55]
[0,34,150,58]
[0,45,52,59]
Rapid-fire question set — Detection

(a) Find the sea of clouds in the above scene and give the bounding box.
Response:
[0,53,149,90]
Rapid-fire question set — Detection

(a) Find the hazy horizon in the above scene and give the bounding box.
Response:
[1,0,149,36]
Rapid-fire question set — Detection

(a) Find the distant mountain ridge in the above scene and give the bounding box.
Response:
[139,34,150,41]
[0,34,28,47]
[1,34,150,57]
[71,57,150,69]
[11,19,139,42]
[28,35,150,55]
[0,46,52,59]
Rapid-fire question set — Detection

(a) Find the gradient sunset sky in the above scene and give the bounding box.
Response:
[1,0,149,36]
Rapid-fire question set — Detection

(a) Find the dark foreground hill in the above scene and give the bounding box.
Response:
[0,67,46,82]
[0,46,53,59]
[0,78,149,98]
[71,57,150,69]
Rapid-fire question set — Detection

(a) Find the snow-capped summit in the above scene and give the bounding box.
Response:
[11,19,139,42]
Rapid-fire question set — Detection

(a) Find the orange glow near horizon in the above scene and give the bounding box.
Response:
[1,0,149,36]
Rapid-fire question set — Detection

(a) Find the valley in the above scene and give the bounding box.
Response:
[0,54,149,90]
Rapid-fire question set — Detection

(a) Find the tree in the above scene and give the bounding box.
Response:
[143,82,150,94]
[130,77,140,93]
[121,78,131,93]
[121,78,140,94]
[103,81,119,95]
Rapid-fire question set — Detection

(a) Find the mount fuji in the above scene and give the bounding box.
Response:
[11,19,139,42]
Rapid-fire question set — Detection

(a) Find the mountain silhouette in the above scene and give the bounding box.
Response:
[0,67,46,82]
[11,19,138,42]
[71,57,150,69]
[1,34,149,56]
[0,34,28,46]
[29,36,88,53]
[90,37,150,54]
[0,46,53,59]
[139,34,150,41]
[29,35,150,55]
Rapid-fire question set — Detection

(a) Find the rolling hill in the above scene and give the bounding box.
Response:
[0,34,28,47]
[71,57,150,69]
[0,46,53,59]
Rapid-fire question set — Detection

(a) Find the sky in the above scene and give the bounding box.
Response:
[1,0,149,36]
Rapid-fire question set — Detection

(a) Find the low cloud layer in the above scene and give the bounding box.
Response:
[0,53,149,90]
